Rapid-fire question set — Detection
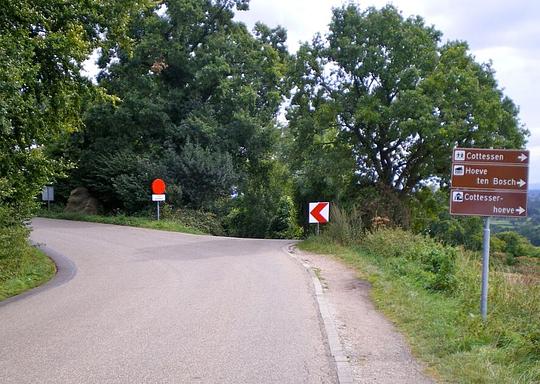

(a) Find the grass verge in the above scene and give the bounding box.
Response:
[0,242,56,302]
[37,211,206,235]
[300,232,540,384]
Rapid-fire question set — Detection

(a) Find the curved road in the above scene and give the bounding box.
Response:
[0,218,336,384]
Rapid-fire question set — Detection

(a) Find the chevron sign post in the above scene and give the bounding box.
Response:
[309,202,330,235]
[309,202,330,223]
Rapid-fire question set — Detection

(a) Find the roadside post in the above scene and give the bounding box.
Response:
[151,179,166,221]
[41,186,54,211]
[450,148,529,321]
[309,202,330,235]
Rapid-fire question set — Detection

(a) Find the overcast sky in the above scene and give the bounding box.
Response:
[235,0,540,186]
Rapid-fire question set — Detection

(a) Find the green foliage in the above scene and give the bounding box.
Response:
[224,161,301,238]
[159,204,225,236]
[0,207,30,265]
[427,212,484,251]
[287,4,527,206]
[352,184,411,228]
[164,143,237,209]
[1,205,56,300]
[0,0,155,221]
[75,144,237,213]
[495,231,530,257]
[494,231,539,264]
[265,195,303,239]
[76,150,158,212]
[492,190,540,246]
[362,228,457,292]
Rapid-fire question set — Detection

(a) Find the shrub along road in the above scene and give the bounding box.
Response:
[0,218,336,383]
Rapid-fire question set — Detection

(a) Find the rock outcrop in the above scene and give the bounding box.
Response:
[65,187,101,215]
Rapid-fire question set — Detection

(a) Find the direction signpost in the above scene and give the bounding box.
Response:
[450,148,529,321]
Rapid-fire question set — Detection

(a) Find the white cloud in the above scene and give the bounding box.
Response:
[236,0,338,51]
[529,145,540,187]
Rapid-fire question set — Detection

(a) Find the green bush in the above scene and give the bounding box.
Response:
[224,195,301,239]
[0,222,30,280]
[495,231,537,264]
[490,235,506,253]
[266,196,303,239]
[362,228,457,292]
[223,162,301,239]
[160,204,225,236]
[1,206,56,300]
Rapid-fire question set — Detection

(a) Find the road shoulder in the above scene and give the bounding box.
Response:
[291,247,435,384]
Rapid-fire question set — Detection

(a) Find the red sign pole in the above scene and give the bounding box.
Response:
[309,202,330,235]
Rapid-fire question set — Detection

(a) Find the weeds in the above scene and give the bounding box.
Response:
[321,204,364,245]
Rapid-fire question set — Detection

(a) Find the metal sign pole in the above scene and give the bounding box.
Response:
[157,201,160,221]
[316,222,320,236]
[480,216,491,321]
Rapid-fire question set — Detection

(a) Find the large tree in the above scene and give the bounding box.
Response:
[0,0,155,223]
[66,0,294,236]
[287,4,528,201]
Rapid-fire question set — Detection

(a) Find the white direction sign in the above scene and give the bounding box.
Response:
[41,186,54,201]
[152,194,166,202]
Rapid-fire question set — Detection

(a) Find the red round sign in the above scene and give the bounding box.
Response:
[151,179,166,194]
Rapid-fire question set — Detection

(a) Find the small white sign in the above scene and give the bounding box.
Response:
[152,194,166,202]
[452,191,464,202]
[454,150,465,161]
[42,186,54,201]
[453,164,465,176]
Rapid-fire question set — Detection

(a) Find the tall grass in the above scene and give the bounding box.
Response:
[301,227,540,383]
[0,223,56,301]
[321,204,364,245]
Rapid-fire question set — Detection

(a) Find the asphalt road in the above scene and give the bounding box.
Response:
[0,218,337,384]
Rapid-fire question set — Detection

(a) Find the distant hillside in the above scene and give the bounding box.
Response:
[492,190,540,245]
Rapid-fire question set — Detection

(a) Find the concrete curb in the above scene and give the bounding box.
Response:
[284,244,354,384]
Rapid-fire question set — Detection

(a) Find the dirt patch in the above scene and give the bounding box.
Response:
[294,247,435,384]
